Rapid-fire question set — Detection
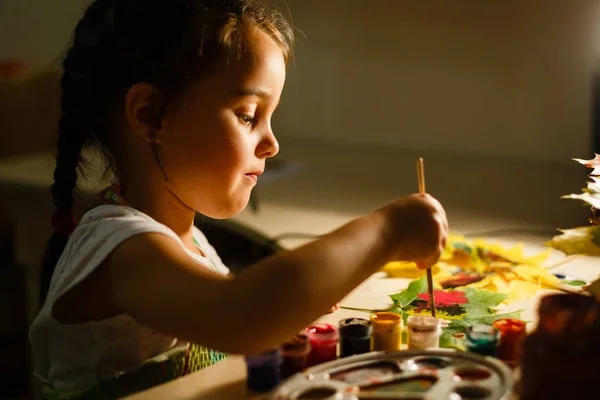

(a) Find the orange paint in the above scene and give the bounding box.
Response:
[493,318,526,367]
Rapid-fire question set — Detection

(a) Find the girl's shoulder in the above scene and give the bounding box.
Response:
[45,205,180,302]
[78,204,162,226]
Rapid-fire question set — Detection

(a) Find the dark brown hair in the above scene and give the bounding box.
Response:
[40,0,294,301]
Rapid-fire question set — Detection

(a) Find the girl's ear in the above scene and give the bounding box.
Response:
[124,83,165,143]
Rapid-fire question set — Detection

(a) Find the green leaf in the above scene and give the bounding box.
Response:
[459,288,507,317]
[388,306,405,316]
[389,277,427,307]
[439,321,468,350]
[462,311,524,327]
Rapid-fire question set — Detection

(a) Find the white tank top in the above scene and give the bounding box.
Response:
[29,205,229,391]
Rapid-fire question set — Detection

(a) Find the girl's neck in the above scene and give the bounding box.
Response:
[118,178,197,249]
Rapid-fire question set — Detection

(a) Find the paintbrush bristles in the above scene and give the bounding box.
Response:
[417,157,436,317]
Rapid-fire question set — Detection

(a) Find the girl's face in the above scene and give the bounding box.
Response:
[158,27,286,219]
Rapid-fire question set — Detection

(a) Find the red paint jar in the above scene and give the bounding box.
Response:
[305,323,339,367]
[493,318,526,367]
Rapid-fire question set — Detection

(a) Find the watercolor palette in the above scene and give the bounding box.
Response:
[271,349,513,400]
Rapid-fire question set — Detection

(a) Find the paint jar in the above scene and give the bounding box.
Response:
[465,325,499,357]
[370,312,402,352]
[305,323,339,367]
[492,318,526,367]
[339,318,372,357]
[406,316,440,350]
[280,334,311,379]
[244,348,283,393]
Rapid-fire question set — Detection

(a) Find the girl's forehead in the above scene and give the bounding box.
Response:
[189,32,286,102]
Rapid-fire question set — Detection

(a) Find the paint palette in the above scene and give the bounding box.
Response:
[271,349,513,400]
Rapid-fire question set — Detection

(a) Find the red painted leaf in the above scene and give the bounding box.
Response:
[418,290,468,307]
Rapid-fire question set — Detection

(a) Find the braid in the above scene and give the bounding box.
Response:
[39,1,112,303]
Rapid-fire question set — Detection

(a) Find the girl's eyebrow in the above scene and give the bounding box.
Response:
[231,87,281,107]
[232,88,271,98]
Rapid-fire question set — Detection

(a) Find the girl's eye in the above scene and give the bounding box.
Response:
[239,114,256,126]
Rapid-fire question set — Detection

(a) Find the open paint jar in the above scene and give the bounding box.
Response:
[339,317,372,357]
[466,325,499,357]
[305,323,339,367]
[370,312,402,351]
[244,348,283,393]
[280,334,311,378]
[406,316,440,350]
[493,318,526,367]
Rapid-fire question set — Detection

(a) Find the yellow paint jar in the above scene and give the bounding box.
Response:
[370,312,402,351]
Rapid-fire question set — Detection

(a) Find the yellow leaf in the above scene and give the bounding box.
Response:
[381,261,423,279]
[546,226,600,256]
[585,277,600,298]
[512,265,561,287]
[381,261,448,279]
[505,280,541,302]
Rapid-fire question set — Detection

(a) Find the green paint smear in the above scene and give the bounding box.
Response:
[563,280,587,286]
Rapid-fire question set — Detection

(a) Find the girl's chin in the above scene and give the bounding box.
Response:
[197,196,250,219]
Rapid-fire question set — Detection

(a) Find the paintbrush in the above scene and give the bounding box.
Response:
[417,157,436,317]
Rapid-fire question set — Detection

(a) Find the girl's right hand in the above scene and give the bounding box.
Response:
[378,193,448,269]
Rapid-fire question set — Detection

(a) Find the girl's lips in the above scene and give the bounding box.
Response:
[245,173,259,183]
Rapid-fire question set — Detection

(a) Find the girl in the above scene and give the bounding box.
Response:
[29,0,448,398]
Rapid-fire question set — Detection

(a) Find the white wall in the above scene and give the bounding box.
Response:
[270,0,600,162]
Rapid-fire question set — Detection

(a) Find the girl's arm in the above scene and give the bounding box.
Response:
[105,194,446,354]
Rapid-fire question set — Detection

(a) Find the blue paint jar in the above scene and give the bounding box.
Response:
[466,325,499,357]
[245,349,283,393]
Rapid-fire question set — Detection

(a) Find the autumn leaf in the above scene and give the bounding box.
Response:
[464,311,524,327]
[562,192,600,209]
[585,277,600,298]
[460,288,507,317]
[588,176,600,193]
[440,274,485,289]
[546,226,600,256]
[439,321,468,350]
[389,277,428,308]
[512,265,561,287]
[417,290,468,307]
[573,154,600,169]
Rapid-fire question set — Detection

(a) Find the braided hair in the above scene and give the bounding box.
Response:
[39,0,294,301]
